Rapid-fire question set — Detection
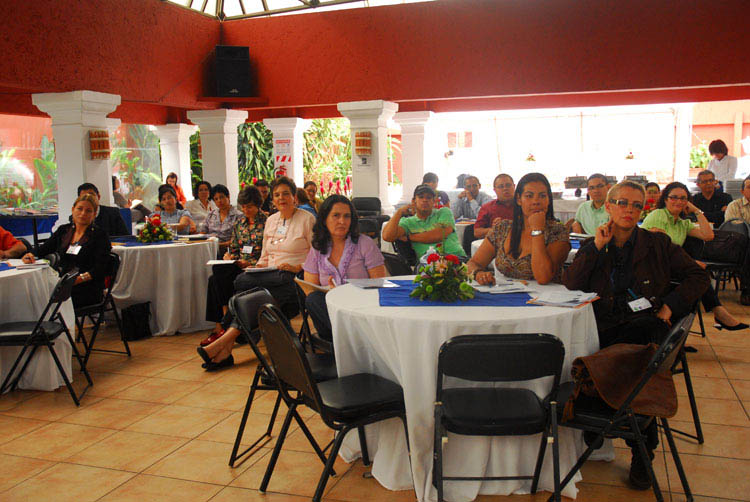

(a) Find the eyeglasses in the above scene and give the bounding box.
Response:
[609,199,644,211]
[697,179,716,185]
[588,183,607,190]
[667,195,688,202]
[495,183,514,189]
[465,184,479,189]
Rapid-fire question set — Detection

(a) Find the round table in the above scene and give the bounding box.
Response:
[327,278,600,502]
[111,240,218,336]
[0,263,75,391]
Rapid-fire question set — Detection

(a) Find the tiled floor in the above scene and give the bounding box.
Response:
[1,291,749,502]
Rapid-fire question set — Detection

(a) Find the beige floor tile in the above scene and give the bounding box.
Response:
[282,414,335,454]
[672,397,749,427]
[707,331,750,349]
[560,482,664,502]
[230,448,353,497]
[0,422,115,461]
[325,461,415,502]
[213,365,258,386]
[80,372,145,398]
[98,474,222,502]
[0,454,54,492]
[731,379,750,400]
[174,382,252,411]
[59,397,163,429]
[152,360,224,382]
[579,447,668,490]
[674,375,736,399]
[196,410,295,448]
[103,356,183,377]
[684,358,727,379]
[0,415,49,445]
[713,346,750,364]
[125,404,232,438]
[666,421,750,460]
[721,361,750,381]
[157,332,210,345]
[213,486,311,502]
[2,462,134,502]
[145,439,259,485]
[0,389,40,412]
[1,391,102,421]
[85,353,132,372]
[112,376,199,404]
[665,453,750,500]
[67,430,188,472]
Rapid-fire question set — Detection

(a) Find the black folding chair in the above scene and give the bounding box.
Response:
[555,313,695,502]
[75,252,130,368]
[460,223,475,256]
[703,219,750,291]
[392,238,418,271]
[257,303,409,502]
[665,312,703,444]
[0,271,93,406]
[227,288,337,467]
[358,217,381,246]
[383,251,413,277]
[433,334,565,502]
[293,277,333,354]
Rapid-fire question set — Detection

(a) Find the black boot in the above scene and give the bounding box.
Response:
[628,448,655,490]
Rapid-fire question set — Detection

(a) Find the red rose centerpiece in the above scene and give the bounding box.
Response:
[410,251,475,302]
[137,214,173,243]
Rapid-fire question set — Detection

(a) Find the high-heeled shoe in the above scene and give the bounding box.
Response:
[205,354,234,372]
[196,346,211,365]
[715,320,749,331]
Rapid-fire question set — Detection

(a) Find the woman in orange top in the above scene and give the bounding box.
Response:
[166,172,187,206]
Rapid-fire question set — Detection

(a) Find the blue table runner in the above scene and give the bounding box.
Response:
[378,280,532,307]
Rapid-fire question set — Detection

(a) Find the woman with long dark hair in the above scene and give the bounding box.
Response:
[468,172,570,284]
[302,195,386,340]
[642,181,747,330]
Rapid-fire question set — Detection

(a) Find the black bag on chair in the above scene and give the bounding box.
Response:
[120,302,152,341]
[701,230,748,264]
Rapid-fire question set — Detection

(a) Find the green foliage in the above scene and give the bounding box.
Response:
[137,217,173,243]
[190,131,203,190]
[0,136,58,209]
[690,141,710,169]
[110,126,162,207]
[303,119,351,185]
[237,122,275,184]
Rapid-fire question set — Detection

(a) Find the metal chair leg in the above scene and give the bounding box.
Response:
[358,425,370,466]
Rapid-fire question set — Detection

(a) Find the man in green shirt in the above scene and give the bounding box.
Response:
[571,173,611,235]
[383,184,466,259]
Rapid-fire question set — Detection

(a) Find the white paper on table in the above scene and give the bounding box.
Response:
[184,234,209,240]
[206,259,236,266]
[294,277,331,293]
[474,283,537,294]
[346,278,399,289]
[243,266,279,273]
[570,232,593,239]
[529,290,598,307]
[6,258,48,269]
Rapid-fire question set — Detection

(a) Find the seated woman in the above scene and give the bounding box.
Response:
[296,187,318,217]
[467,172,570,285]
[197,176,315,370]
[22,194,112,308]
[642,181,747,330]
[303,195,386,341]
[166,172,187,206]
[184,181,217,227]
[198,184,242,254]
[202,186,266,345]
[154,184,196,235]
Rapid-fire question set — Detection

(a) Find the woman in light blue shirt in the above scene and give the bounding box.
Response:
[198,184,242,249]
[154,184,195,235]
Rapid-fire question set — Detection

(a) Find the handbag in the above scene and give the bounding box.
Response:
[562,342,677,422]
[701,230,748,264]
[120,302,152,341]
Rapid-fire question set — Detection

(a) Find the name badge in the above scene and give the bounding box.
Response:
[627,297,652,313]
[67,244,82,255]
[242,245,253,255]
[275,225,288,236]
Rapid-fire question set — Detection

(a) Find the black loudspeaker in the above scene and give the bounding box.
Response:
[215,45,254,97]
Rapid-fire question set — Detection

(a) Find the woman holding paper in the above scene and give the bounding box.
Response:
[197,177,314,370]
[198,184,243,254]
[22,193,111,308]
[467,172,570,285]
[302,195,386,341]
[201,186,267,346]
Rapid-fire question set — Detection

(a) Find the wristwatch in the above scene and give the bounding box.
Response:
[530,230,544,237]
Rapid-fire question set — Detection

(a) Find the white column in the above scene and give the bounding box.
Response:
[186,109,248,198]
[151,123,198,200]
[32,90,121,225]
[393,111,437,205]
[673,104,693,182]
[263,118,312,188]
[337,100,398,212]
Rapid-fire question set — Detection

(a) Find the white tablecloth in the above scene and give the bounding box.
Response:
[0,265,75,391]
[328,279,600,502]
[111,240,217,336]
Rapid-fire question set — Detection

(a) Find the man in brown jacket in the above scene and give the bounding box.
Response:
[563,180,710,490]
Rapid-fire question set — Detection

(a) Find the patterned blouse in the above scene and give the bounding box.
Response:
[226,212,267,265]
[487,219,570,282]
[198,207,243,242]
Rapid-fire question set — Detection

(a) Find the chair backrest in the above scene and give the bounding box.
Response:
[18,237,33,253]
[437,333,565,396]
[719,218,750,237]
[228,287,278,372]
[32,271,79,336]
[383,252,413,277]
[352,197,382,216]
[358,217,379,237]
[258,303,325,414]
[392,238,418,267]
[44,252,60,271]
[461,223,475,256]
[103,252,121,292]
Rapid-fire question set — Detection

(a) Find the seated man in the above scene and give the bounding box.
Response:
[383,184,466,260]
[693,169,732,226]
[474,173,515,239]
[422,172,450,208]
[562,180,709,490]
[570,173,611,235]
[76,183,130,237]
[452,175,493,220]
[723,175,750,305]
[0,225,27,259]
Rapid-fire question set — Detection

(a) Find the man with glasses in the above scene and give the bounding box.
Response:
[570,173,611,235]
[563,180,709,490]
[474,173,515,239]
[453,175,493,220]
[693,170,732,226]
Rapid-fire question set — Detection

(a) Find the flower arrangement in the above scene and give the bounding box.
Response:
[137,214,173,243]
[625,151,635,160]
[640,198,657,221]
[411,251,475,302]
[526,153,536,162]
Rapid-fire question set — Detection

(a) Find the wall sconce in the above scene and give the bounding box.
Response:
[354,131,372,156]
[89,130,110,160]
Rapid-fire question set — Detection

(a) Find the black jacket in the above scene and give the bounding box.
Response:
[693,192,732,226]
[38,223,112,287]
[68,205,129,237]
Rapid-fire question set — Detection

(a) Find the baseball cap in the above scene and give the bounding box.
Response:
[413,184,436,198]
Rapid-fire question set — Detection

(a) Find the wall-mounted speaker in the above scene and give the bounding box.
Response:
[215,45,254,97]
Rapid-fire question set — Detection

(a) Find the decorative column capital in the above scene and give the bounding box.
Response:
[337,100,398,129]
[150,123,199,144]
[32,90,121,127]
[393,111,436,134]
[263,117,312,136]
[187,109,248,133]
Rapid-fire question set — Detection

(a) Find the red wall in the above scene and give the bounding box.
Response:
[1,0,749,123]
